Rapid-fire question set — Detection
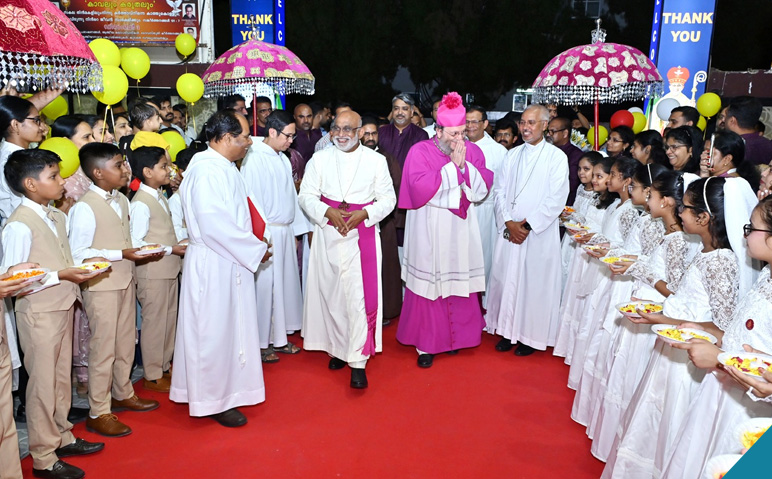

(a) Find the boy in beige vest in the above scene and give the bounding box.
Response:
[68,143,162,438]
[2,149,107,479]
[128,146,185,393]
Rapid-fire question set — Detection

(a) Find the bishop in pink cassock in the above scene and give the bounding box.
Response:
[396,93,494,368]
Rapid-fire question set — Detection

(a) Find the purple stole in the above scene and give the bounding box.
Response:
[320,196,378,356]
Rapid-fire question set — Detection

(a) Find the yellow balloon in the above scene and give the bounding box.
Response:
[121,48,151,80]
[93,65,129,105]
[40,95,68,121]
[697,116,707,131]
[175,34,197,57]
[587,125,609,149]
[161,130,186,163]
[89,38,121,67]
[696,92,721,118]
[176,73,204,103]
[39,138,80,178]
[632,112,647,134]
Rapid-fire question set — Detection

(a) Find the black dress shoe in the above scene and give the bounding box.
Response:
[417,354,434,368]
[55,438,105,458]
[67,407,89,424]
[495,338,514,352]
[514,343,536,356]
[32,460,85,479]
[209,408,247,428]
[350,368,368,389]
[446,349,459,355]
[328,357,347,370]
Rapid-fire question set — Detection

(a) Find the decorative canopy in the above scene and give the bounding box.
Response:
[0,0,101,93]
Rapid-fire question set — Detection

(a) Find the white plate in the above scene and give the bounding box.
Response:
[3,268,49,285]
[78,262,112,274]
[564,223,590,233]
[651,325,718,345]
[616,300,663,318]
[717,351,772,381]
[703,454,742,479]
[733,417,772,450]
[136,245,164,256]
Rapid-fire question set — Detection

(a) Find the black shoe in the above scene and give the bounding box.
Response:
[382,317,392,327]
[55,438,105,458]
[417,354,434,368]
[446,349,459,355]
[209,408,247,428]
[495,338,514,352]
[350,368,368,389]
[328,357,347,370]
[32,460,85,479]
[514,343,536,356]
[67,407,89,424]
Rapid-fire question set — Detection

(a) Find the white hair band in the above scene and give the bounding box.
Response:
[703,177,712,215]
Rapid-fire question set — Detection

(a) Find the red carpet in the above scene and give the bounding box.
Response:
[22,323,604,478]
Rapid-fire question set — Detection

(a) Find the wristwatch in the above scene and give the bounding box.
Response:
[523,221,532,231]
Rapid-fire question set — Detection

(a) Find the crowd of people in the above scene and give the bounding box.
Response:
[0,84,770,479]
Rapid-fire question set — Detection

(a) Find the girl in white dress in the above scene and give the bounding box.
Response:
[554,154,613,366]
[589,169,697,461]
[572,156,644,427]
[660,196,772,479]
[603,177,749,479]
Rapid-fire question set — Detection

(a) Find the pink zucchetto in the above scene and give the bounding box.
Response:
[436,92,466,127]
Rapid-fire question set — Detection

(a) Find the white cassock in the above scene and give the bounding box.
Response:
[171,148,268,416]
[241,141,311,349]
[472,132,507,299]
[298,146,396,366]
[485,139,569,349]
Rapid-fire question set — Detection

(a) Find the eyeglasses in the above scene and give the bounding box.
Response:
[279,131,296,140]
[547,128,567,135]
[666,143,688,152]
[465,119,485,126]
[495,132,513,138]
[25,117,42,126]
[362,131,378,137]
[677,204,700,214]
[441,129,465,139]
[743,224,772,237]
[330,126,359,134]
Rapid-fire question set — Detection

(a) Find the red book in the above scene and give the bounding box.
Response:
[247,197,266,241]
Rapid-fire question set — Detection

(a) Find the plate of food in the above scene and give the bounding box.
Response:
[564,222,590,233]
[616,301,663,318]
[583,244,604,252]
[652,325,718,345]
[136,244,164,256]
[733,417,772,450]
[2,268,48,284]
[562,206,575,215]
[601,256,635,264]
[718,352,772,380]
[703,454,742,479]
[178,239,189,246]
[78,262,111,274]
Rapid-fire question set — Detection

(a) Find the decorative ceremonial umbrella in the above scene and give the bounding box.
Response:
[531,20,663,149]
[202,36,315,135]
[0,0,101,93]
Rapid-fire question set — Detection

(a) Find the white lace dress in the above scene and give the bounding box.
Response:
[602,248,740,479]
[553,197,607,363]
[661,267,772,479]
[560,186,597,292]
[571,208,645,427]
[589,230,696,461]
[567,199,636,390]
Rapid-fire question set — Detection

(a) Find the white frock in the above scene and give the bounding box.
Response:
[603,249,740,479]
[661,266,772,479]
[560,185,596,292]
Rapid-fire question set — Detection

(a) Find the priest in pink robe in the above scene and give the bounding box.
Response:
[396,92,494,368]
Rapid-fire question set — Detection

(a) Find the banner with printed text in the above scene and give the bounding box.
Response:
[59,0,200,44]
[229,0,274,47]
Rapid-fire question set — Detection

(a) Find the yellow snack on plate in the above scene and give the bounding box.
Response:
[741,426,769,449]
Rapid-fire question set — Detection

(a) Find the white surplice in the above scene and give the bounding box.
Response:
[472,133,507,300]
[170,148,268,416]
[241,141,311,349]
[298,145,396,365]
[485,139,569,349]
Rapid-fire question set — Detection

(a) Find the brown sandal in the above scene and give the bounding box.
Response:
[261,347,279,363]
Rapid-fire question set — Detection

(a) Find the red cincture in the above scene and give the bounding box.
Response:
[746,319,755,330]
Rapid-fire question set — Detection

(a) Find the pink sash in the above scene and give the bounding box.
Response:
[320,196,378,356]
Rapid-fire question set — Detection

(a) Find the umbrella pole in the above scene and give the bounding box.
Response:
[252,91,257,136]
[594,97,599,151]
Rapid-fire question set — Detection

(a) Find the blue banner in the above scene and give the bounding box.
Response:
[274,0,285,46]
[229,0,275,47]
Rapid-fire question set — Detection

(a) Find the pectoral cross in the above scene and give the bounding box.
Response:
[338,200,350,212]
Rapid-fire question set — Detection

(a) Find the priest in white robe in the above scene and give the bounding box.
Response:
[396,93,494,369]
[241,110,311,363]
[485,104,569,356]
[298,111,396,389]
[171,110,270,427]
[465,106,508,303]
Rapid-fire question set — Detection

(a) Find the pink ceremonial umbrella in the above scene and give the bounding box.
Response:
[202,37,315,135]
[531,20,663,150]
[0,0,101,93]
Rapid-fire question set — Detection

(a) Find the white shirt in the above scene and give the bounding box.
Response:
[68,184,126,264]
[168,192,187,242]
[129,182,174,255]
[1,197,64,293]
[0,141,24,225]
[423,124,437,138]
